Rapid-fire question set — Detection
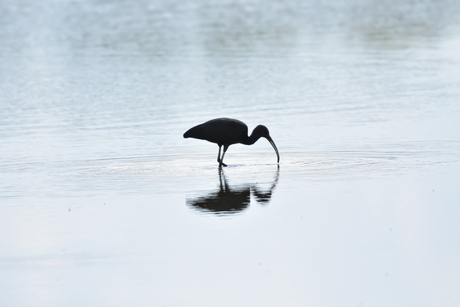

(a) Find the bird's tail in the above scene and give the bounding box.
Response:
[183,124,205,139]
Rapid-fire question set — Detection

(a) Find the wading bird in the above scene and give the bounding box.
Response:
[183,118,280,167]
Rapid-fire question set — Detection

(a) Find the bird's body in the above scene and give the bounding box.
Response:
[183,118,279,167]
[184,118,249,146]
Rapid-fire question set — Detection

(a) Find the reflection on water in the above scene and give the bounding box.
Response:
[187,166,279,215]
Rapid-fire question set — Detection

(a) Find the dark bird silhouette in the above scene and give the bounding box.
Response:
[183,118,280,167]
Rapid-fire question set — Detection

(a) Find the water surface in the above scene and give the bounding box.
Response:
[1,0,460,306]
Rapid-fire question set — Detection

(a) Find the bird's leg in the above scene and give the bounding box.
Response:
[217,145,221,164]
[217,145,226,167]
[220,145,229,167]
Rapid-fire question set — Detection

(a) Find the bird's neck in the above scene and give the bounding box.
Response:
[241,133,261,145]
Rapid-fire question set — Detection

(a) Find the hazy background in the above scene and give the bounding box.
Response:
[1,0,460,306]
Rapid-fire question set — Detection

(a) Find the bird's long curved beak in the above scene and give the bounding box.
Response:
[266,135,280,163]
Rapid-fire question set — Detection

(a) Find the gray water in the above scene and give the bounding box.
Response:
[1,0,460,306]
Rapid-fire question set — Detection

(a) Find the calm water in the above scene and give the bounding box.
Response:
[1,0,460,306]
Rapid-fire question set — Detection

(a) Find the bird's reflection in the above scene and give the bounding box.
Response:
[187,166,279,215]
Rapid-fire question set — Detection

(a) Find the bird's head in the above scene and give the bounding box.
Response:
[253,125,270,138]
[253,125,280,163]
